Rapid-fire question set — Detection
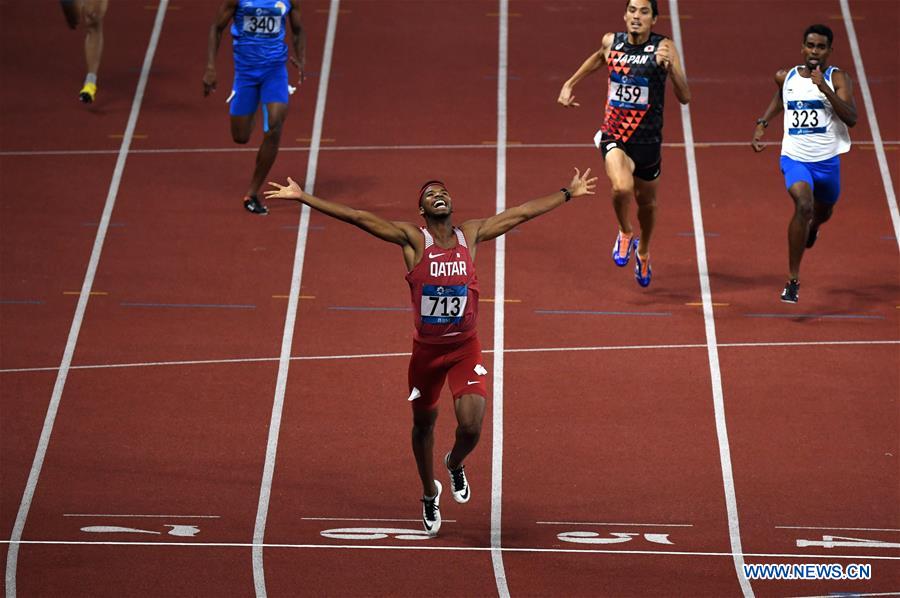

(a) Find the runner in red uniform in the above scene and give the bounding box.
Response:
[558,0,690,287]
[265,168,597,535]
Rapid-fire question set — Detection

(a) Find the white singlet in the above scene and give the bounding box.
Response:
[780,65,851,162]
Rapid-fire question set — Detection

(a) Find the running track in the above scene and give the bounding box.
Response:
[1,1,897,596]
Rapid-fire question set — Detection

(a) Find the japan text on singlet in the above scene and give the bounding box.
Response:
[780,66,851,162]
[600,32,668,144]
[231,0,291,69]
[405,228,480,345]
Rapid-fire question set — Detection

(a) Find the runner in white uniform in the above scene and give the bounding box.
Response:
[751,24,857,303]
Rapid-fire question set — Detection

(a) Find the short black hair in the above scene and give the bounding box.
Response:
[803,24,833,46]
[625,0,659,18]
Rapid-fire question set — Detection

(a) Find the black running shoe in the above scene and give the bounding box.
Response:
[421,480,442,536]
[780,279,800,303]
[243,195,269,215]
[444,452,470,504]
[806,224,819,249]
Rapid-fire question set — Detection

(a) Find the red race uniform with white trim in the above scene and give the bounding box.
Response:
[405,227,479,345]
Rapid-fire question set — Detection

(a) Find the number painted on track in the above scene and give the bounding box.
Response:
[80,524,200,537]
[557,531,673,545]
[320,527,431,541]
[81,525,159,535]
[796,535,900,549]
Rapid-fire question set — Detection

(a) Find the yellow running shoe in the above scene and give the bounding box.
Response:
[79,82,96,104]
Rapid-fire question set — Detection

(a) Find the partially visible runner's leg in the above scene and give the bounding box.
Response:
[78,0,108,103]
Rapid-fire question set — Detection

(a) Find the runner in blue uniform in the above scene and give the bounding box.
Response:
[204,0,305,215]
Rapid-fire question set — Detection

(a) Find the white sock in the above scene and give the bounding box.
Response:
[84,73,97,86]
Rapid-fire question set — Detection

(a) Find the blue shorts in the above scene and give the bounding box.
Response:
[780,155,842,204]
[229,63,289,117]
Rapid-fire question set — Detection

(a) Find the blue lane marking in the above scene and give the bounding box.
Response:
[121,302,256,309]
[0,299,45,305]
[328,306,412,312]
[743,313,884,320]
[535,309,671,317]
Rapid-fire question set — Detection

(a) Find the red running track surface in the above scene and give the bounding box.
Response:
[1,1,897,596]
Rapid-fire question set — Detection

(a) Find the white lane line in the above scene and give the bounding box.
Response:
[3,4,170,597]
[1,140,897,157]
[2,540,899,561]
[491,1,510,596]
[537,521,693,527]
[250,3,340,597]
[787,593,900,598]
[669,2,753,597]
[62,514,220,519]
[776,526,900,532]
[3,339,897,375]
[840,0,900,251]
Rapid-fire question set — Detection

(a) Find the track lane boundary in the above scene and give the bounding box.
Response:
[3,4,170,596]
[250,2,340,596]
[839,0,900,251]
[669,1,754,596]
[490,1,511,595]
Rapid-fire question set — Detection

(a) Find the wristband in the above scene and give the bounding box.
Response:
[756,118,768,128]
[561,188,572,202]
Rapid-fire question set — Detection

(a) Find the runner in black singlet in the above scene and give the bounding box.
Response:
[558,0,690,288]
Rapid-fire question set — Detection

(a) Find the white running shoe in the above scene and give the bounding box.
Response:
[421,480,442,536]
[444,452,471,504]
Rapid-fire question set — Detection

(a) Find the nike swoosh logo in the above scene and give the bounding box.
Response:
[467,380,479,385]
[460,487,469,499]
[428,252,446,258]
[423,519,433,531]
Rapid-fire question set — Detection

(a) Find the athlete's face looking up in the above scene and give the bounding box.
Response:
[801,33,832,71]
[420,185,452,218]
[623,0,656,36]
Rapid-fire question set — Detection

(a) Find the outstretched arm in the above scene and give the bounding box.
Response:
[203,0,237,96]
[557,32,613,108]
[462,168,598,245]
[751,70,786,152]
[265,177,419,247]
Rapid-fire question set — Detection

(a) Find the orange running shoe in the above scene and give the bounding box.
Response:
[634,252,652,287]
[612,231,636,267]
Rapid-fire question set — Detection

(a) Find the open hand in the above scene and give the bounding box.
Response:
[264,177,304,201]
[567,167,598,198]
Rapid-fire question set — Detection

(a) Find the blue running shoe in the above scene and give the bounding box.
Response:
[612,232,636,267]
[634,252,651,287]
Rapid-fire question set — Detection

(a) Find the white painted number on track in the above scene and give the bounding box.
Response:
[796,535,900,549]
[81,524,200,537]
[320,527,431,541]
[557,531,674,545]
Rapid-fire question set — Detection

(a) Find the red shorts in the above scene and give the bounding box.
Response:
[407,335,488,411]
